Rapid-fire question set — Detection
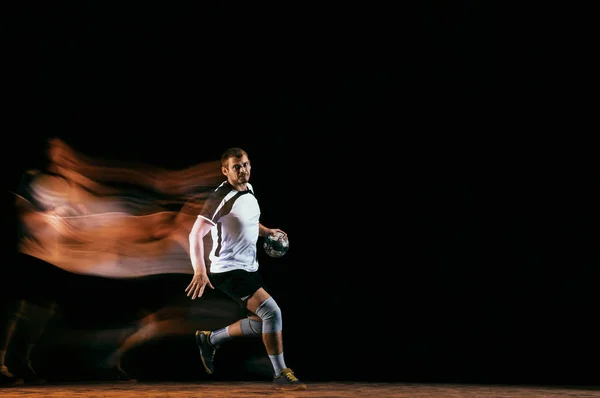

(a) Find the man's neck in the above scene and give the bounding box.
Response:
[229,181,247,191]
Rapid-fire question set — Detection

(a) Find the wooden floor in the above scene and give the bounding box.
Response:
[1,381,599,397]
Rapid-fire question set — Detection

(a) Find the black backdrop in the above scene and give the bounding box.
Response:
[3,2,597,387]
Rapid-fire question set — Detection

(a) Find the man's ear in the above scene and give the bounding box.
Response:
[221,166,228,176]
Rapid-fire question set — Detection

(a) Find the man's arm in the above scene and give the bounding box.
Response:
[186,215,215,299]
[189,216,213,273]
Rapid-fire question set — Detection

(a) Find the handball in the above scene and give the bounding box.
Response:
[263,231,289,258]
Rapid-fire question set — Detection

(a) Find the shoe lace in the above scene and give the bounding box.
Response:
[282,369,298,382]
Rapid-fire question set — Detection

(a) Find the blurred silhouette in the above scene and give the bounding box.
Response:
[0,299,56,385]
[2,138,227,383]
[16,138,223,278]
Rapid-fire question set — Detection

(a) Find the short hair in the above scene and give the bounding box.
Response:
[221,147,248,167]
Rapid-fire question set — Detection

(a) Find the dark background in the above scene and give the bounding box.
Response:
[3,1,597,387]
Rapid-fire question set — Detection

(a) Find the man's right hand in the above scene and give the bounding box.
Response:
[185,272,214,300]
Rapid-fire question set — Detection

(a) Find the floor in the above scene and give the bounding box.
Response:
[2,381,600,398]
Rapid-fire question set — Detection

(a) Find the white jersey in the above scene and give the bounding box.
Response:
[198,181,260,273]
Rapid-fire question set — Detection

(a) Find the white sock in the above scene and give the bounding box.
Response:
[269,353,287,376]
[208,326,232,346]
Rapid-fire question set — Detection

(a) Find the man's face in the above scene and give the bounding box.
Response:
[223,155,251,185]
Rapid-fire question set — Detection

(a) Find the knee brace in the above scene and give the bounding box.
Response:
[240,317,263,336]
[255,297,282,334]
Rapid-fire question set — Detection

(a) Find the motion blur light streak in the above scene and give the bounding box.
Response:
[14,139,224,279]
[47,138,223,197]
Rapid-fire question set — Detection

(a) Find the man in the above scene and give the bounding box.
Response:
[186,147,306,391]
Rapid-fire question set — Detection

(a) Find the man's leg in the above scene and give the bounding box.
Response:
[195,312,262,375]
[246,290,305,389]
[245,289,284,370]
[0,300,22,384]
[14,300,57,383]
[104,306,190,382]
[196,288,305,389]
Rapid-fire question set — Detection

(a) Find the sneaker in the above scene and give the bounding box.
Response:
[107,365,137,382]
[195,330,217,375]
[0,365,21,386]
[18,360,45,384]
[273,368,307,390]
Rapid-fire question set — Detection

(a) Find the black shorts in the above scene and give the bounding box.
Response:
[209,269,267,308]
